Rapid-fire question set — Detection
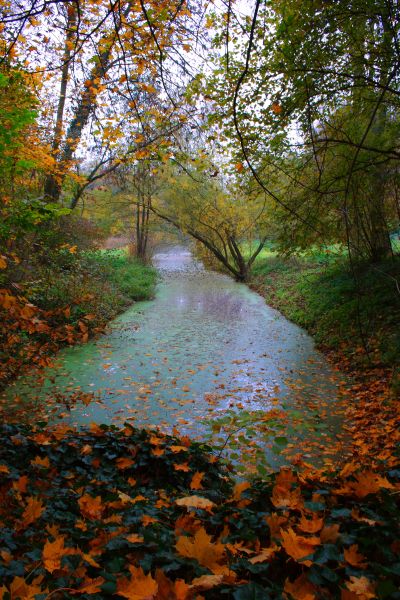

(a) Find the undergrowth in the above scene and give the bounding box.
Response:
[250,254,400,392]
[0,245,157,388]
[0,422,399,599]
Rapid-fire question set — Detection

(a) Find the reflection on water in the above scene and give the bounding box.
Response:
[4,246,346,470]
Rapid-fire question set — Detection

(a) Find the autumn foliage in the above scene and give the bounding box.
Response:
[0,423,399,599]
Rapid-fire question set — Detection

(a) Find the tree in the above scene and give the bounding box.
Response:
[152,159,268,281]
[201,0,400,262]
[1,0,202,208]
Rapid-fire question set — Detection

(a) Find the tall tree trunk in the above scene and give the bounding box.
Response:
[44,6,76,201]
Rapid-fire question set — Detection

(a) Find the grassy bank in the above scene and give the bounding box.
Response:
[250,252,400,393]
[0,248,157,387]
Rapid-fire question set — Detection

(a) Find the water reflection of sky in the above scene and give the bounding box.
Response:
[5,247,344,458]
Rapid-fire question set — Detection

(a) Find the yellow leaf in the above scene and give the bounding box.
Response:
[0,256,7,269]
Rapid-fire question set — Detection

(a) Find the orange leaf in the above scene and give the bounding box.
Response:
[176,527,226,573]
[248,545,278,564]
[272,484,303,510]
[31,456,50,468]
[42,536,68,573]
[176,496,215,511]
[298,514,324,534]
[173,462,190,472]
[78,494,104,520]
[142,515,158,526]
[280,528,320,565]
[0,464,9,474]
[13,475,28,493]
[73,577,105,594]
[271,101,282,114]
[284,573,316,600]
[155,569,190,600]
[116,457,135,470]
[126,534,144,544]
[170,445,189,453]
[116,565,158,599]
[344,545,367,569]
[190,471,205,490]
[21,496,45,527]
[231,481,251,501]
[8,575,46,599]
[345,576,376,599]
[190,574,224,591]
[151,447,165,457]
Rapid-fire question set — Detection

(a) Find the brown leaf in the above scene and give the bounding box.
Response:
[320,524,341,543]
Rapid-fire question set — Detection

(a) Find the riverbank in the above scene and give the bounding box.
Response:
[250,253,400,390]
[0,248,157,388]
[249,252,400,466]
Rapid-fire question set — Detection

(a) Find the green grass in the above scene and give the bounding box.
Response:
[89,248,157,302]
[251,253,400,388]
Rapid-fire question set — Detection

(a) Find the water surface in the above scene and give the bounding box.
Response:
[5,247,346,471]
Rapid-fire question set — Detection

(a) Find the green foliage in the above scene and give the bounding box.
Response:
[251,253,400,380]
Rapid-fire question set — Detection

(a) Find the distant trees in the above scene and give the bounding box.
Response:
[152,159,269,280]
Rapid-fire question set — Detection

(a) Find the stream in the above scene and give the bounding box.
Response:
[4,246,347,473]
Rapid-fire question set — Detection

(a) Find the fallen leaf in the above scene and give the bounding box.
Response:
[284,573,316,600]
[176,527,226,573]
[344,545,367,569]
[346,576,376,599]
[176,496,215,511]
[190,471,205,490]
[117,565,158,599]
[21,496,45,527]
[280,528,320,566]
